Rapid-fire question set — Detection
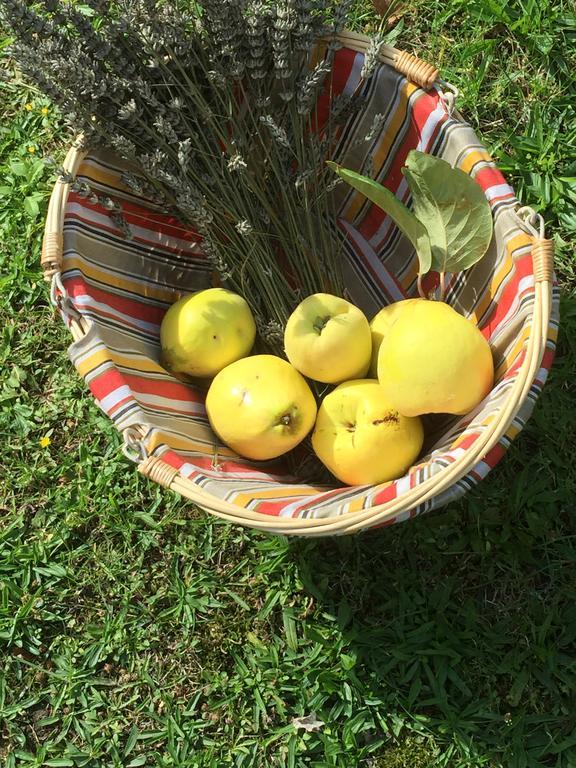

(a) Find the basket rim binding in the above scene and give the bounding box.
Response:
[42,31,555,535]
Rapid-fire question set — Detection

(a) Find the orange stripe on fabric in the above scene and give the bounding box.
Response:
[343,82,417,222]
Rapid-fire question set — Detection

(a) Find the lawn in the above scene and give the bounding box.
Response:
[1,1,575,766]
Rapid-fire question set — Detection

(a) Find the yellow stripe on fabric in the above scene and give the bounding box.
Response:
[460,150,493,175]
[148,430,236,458]
[112,352,168,375]
[63,254,176,302]
[347,494,371,513]
[77,160,125,191]
[309,41,327,69]
[505,422,522,440]
[232,486,320,506]
[75,346,111,378]
[399,256,419,292]
[468,232,533,324]
[495,324,531,380]
[75,348,167,380]
[343,82,417,223]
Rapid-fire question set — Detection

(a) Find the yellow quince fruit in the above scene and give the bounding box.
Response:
[160,288,256,378]
[369,298,420,377]
[377,299,494,416]
[284,293,371,384]
[206,355,317,461]
[312,379,424,485]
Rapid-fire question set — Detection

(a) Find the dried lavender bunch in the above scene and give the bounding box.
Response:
[2,0,378,355]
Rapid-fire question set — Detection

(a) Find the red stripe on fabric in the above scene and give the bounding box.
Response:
[481,255,532,337]
[415,93,444,149]
[482,442,506,468]
[314,47,358,135]
[65,276,167,324]
[67,208,198,258]
[458,432,482,451]
[89,368,127,401]
[540,347,555,372]
[256,501,292,516]
[339,220,409,300]
[419,271,440,295]
[371,482,398,506]
[69,193,200,242]
[360,91,443,242]
[473,166,508,193]
[504,347,527,378]
[89,372,134,416]
[122,372,206,403]
[263,485,360,518]
[159,450,187,471]
[179,455,288,478]
[372,514,400,529]
[110,396,132,415]
[503,343,555,389]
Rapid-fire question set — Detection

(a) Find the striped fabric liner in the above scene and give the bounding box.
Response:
[58,45,559,524]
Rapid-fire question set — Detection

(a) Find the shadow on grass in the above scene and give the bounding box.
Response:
[288,293,576,767]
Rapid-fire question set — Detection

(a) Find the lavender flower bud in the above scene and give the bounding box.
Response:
[227,154,248,172]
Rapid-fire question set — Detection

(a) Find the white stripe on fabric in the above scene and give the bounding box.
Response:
[471,460,493,479]
[343,53,364,95]
[341,220,407,302]
[66,202,204,253]
[369,177,410,249]
[98,385,133,412]
[417,102,449,152]
[395,475,412,495]
[69,294,161,334]
[133,392,206,416]
[489,276,536,340]
[485,183,515,201]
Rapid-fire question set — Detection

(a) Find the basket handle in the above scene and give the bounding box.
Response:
[370,0,439,89]
[41,141,87,281]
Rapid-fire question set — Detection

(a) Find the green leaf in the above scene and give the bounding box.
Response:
[124,725,140,757]
[10,161,28,177]
[402,149,493,274]
[326,161,432,275]
[282,608,299,651]
[23,195,40,219]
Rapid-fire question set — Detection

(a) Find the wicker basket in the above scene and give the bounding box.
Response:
[42,32,558,536]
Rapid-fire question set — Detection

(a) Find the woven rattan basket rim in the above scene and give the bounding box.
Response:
[43,31,555,534]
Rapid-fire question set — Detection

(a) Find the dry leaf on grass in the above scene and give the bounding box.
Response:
[292,713,326,732]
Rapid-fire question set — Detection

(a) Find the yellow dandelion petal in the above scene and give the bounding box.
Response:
[39,436,51,448]
[25,102,33,111]
[41,107,50,116]
[28,146,36,154]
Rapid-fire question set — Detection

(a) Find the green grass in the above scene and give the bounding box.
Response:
[1,1,576,766]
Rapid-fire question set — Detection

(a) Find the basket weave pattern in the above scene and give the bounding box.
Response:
[44,35,558,535]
